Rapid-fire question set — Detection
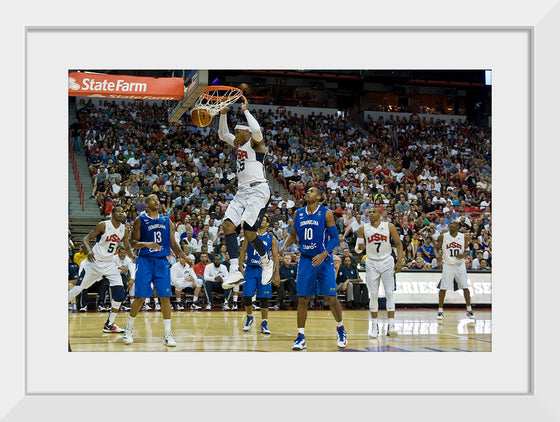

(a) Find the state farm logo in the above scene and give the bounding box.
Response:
[68,77,80,91]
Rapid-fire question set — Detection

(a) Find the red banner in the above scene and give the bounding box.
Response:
[68,72,184,100]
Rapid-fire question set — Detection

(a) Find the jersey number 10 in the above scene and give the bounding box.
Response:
[304,227,313,240]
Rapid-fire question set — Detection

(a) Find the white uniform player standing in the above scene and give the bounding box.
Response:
[68,206,134,333]
[217,95,274,289]
[355,206,403,338]
[435,221,476,320]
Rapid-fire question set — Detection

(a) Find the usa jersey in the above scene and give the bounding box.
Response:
[364,221,392,260]
[92,219,126,262]
[236,141,266,189]
[442,231,465,265]
[293,205,328,257]
[137,212,171,258]
[246,232,273,267]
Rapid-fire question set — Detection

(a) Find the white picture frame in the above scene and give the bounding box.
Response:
[5,0,556,419]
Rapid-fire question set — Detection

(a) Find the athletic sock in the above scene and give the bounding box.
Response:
[298,328,305,335]
[337,320,344,328]
[225,233,240,259]
[163,319,171,332]
[107,312,117,325]
[249,235,267,257]
[466,306,472,311]
[127,316,136,328]
[438,307,443,313]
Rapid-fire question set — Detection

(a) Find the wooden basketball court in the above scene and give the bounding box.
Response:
[68,307,491,352]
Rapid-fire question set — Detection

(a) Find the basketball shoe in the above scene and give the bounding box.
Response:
[466,310,476,320]
[164,331,176,347]
[260,255,274,285]
[336,325,348,348]
[222,270,245,289]
[437,311,444,320]
[243,315,254,331]
[292,333,306,350]
[368,322,379,338]
[387,323,398,338]
[260,320,271,335]
[103,323,125,333]
[123,325,133,344]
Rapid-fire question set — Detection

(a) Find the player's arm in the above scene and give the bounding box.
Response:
[218,107,236,146]
[389,223,404,273]
[354,225,366,254]
[279,219,298,255]
[129,217,161,251]
[312,209,339,267]
[435,234,444,264]
[271,236,281,286]
[121,228,135,259]
[238,238,249,277]
[82,222,106,262]
[170,222,192,264]
[240,96,263,143]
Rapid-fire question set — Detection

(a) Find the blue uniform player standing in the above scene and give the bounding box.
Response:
[123,194,191,347]
[238,215,280,334]
[281,187,347,350]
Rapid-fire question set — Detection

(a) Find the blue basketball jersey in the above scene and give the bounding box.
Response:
[137,212,171,257]
[293,205,328,257]
[246,232,273,267]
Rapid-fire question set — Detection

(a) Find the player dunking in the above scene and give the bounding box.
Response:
[354,206,403,338]
[68,206,134,334]
[123,194,191,347]
[435,221,476,321]
[280,187,347,350]
[218,96,274,288]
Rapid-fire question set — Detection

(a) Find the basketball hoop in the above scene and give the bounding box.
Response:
[190,85,243,117]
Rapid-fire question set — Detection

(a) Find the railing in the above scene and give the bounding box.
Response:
[69,139,84,212]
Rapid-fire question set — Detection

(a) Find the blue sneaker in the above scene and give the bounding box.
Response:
[336,325,347,348]
[292,333,306,350]
[260,320,271,334]
[243,315,254,331]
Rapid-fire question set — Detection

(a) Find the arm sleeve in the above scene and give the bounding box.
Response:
[325,225,340,254]
[244,110,263,142]
[218,113,236,146]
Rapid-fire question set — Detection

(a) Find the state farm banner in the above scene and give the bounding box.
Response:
[68,72,184,100]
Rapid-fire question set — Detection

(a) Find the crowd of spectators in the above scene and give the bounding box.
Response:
[69,96,492,310]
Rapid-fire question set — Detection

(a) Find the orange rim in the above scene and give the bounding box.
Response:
[200,85,243,101]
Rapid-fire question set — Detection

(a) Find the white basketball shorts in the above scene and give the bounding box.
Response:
[224,182,270,228]
[171,277,202,290]
[79,259,123,290]
[439,262,468,290]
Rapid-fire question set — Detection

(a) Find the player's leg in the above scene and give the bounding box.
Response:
[123,256,153,344]
[437,263,454,320]
[242,266,258,330]
[364,261,382,337]
[379,258,398,337]
[102,268,127,333]
[222,196,244,286]
[455,263,475,320]
[256,272,272,334]
[317,256,347,348]
[292,256,316,350]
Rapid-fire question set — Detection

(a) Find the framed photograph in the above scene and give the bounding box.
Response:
[7,0,556,419]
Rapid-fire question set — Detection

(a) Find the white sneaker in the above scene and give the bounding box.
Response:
[231,303,238,310]
[437,311,444,320]
[164,331,176,347]
[175,303,184,311]
[260,255,274,285]
[466,310,476,320]
[368,322,379,338]
[222,270,245,289]
[190,303,202,310]
[387,323,398,338]
[223,303,231,311]
[243,315,254,331]
[205,303,212,311]
[123,325,133,344]
[154,303,161,311]
[142,303,151,311]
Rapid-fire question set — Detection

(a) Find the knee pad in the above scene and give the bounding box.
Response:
[243,296,252,307]
[369,292,379,312]
[259,298,269,309]
[111,285,126,302]
[385,289,395,312]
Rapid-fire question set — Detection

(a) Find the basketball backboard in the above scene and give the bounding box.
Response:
[168,69,208,123]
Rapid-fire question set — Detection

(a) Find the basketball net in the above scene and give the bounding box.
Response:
[190,85,243,117]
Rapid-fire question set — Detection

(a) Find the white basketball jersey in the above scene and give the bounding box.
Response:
[364,221,392,260]
[442,231,465,265]
[236,141,266,188]
[92,219,126,262]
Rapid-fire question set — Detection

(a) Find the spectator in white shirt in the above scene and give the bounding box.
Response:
[278,193,295,209]
[203,255,231,310]
[170,256,202,310]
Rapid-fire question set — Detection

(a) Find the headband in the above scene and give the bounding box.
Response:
[234,124,252,132]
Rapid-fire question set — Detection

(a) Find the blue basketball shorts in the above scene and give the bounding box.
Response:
[242,265,272,298]
[134,255,172,298]
[296,254,337,297]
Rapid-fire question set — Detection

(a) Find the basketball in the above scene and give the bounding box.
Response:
[190,108,212,127]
